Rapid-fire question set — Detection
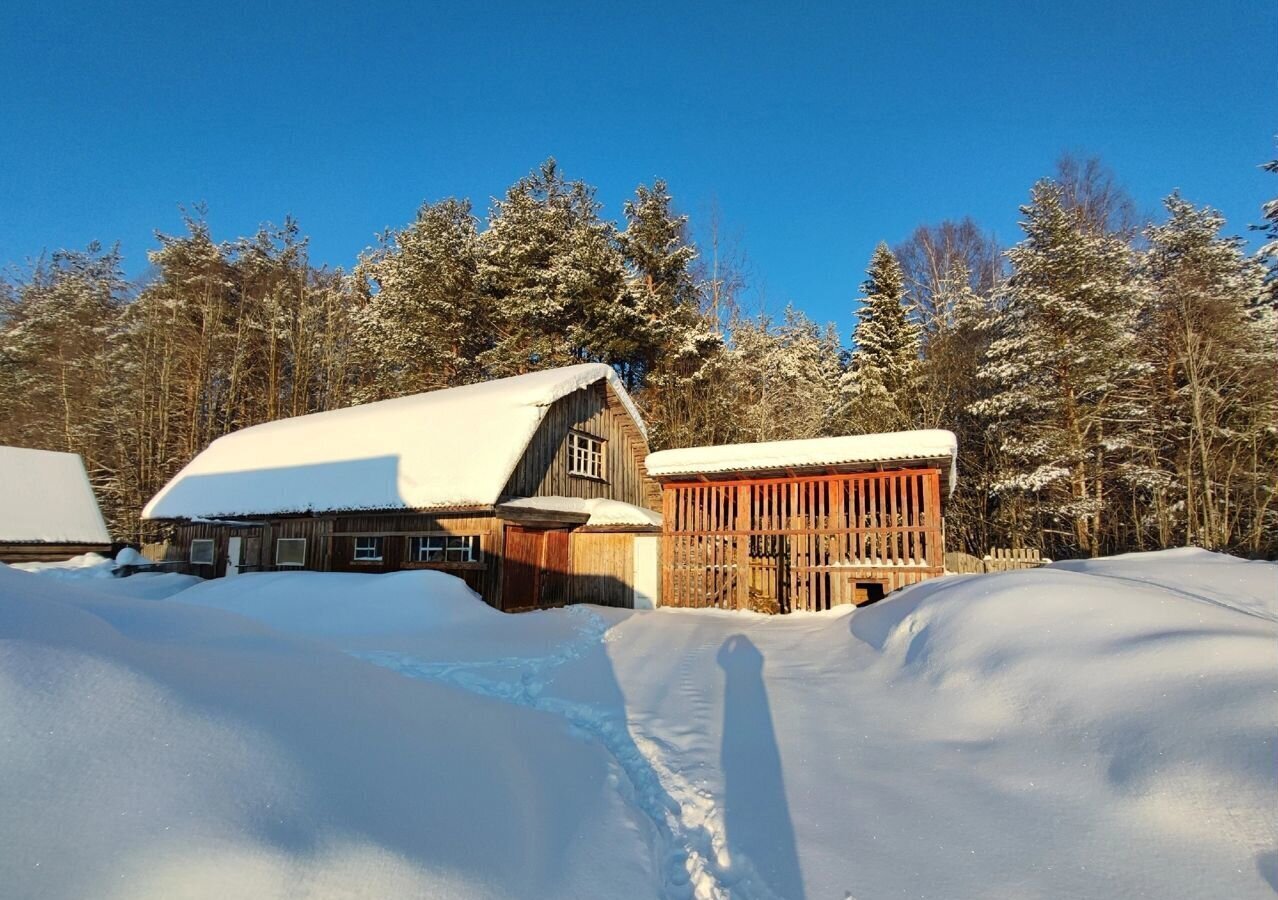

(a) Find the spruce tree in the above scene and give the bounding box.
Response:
[618,180,725,447]
[839,243,920,434]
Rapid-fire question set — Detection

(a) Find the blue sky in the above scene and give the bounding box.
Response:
[1,1,1273,330]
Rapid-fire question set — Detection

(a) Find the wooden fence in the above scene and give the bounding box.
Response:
[946,548,1050,574]
[661,468,944,612]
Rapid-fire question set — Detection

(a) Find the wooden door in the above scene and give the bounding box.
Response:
[540,529,570,607]
[501,526,572,611]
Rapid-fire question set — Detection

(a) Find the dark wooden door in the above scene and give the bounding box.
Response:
[501,525,572,611]
[540,529,571,607]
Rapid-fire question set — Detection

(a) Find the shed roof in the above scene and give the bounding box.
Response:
[0,446,112,544]
[645,430,958,489]
[144,364,646,520]
[497,496,662,529]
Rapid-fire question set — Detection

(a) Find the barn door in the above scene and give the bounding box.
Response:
[501,526,572,611]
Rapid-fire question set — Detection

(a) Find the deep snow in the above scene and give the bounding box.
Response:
[3,549,1276,899]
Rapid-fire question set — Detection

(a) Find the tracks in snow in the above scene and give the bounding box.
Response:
[357,608,786,900]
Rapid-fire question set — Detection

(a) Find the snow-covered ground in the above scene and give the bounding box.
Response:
[2,549,1275,899]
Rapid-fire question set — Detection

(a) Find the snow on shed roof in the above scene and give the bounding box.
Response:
[0,446,112,544]
[144,364,645,520]
[497,496,662,528]
[645,429,958,489]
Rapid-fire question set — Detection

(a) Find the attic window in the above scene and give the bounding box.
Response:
[275,538,307,568]
[568,431,605,480]
[190,539,214,565]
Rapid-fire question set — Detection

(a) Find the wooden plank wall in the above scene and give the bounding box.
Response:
[662,468,944,612]
[567,531,634,608]
[169,513,504,605]
[0,542,113,564]
[502,382,657,510]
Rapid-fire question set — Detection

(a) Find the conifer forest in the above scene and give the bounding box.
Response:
[2,155,1275,559]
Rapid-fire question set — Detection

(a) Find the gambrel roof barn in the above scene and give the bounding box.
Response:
[145,364,662,611]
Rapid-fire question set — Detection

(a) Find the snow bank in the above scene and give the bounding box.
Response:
[159,548,1277,899]
[175,570,497,637]
[144,363,646,519]
[645,428,958,489]
[499,496,662,527]
[0,446,111,543]
[0,565,654,900]
[10,551,202,600]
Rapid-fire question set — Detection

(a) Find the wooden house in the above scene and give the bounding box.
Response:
[0,446,113,563]
[143,364,662,611]
[645,430,957,612]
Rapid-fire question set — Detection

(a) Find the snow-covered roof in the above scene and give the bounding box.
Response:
[144,364,646,520]
[645,429,958,489]
[497,496,662,529]
[0,446,112,544]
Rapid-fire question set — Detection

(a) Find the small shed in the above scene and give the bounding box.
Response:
[646,430,957,612]
[0,446,112,563]
[143,364,663,611]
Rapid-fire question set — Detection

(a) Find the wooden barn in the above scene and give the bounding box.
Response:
[645,430,957,612]
[143,364,662,611]
[0,446,113,563]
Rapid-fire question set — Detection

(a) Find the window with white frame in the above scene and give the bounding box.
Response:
[275,538,307,567]
[567,431,605,480]
[353,536,383,562]
[409,534,480,564]
[190,539,215,565]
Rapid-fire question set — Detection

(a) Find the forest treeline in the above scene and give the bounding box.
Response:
[2,156,1275,559]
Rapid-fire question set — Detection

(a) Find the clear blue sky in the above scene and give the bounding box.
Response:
[1,1,1273,330]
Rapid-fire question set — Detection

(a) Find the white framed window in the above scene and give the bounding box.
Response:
[190,539,215,565]
[409,534,480,564]
[567,431,605,480]
[353,536,384,562]
[275,538,307,568]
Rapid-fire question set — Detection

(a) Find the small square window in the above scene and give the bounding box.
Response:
[353,536,383,561]
[190,539,215,565]
[567,432,605,480]
[275,538,307,567]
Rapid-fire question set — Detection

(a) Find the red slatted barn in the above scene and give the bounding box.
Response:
[646,430,957,612]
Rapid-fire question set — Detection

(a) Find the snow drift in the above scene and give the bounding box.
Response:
[2,549,1275,899]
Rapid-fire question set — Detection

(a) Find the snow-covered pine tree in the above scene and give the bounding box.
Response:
[838,243,921,434]
[1135,193,1276,553]
[352,198,484,400]
[477,159,630,377]
[727,307,842,443]
[618,180,726,448]
[972,180,1144,557]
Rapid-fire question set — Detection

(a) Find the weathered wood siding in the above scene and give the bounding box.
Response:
[0,542,112,564]
[169,513,503,605]
[661,468,945,612]
[502,382,657,509]
[567,531,635,608]
[330,513,502,605]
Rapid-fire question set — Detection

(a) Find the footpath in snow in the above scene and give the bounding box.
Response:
[3,548,1277,899]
